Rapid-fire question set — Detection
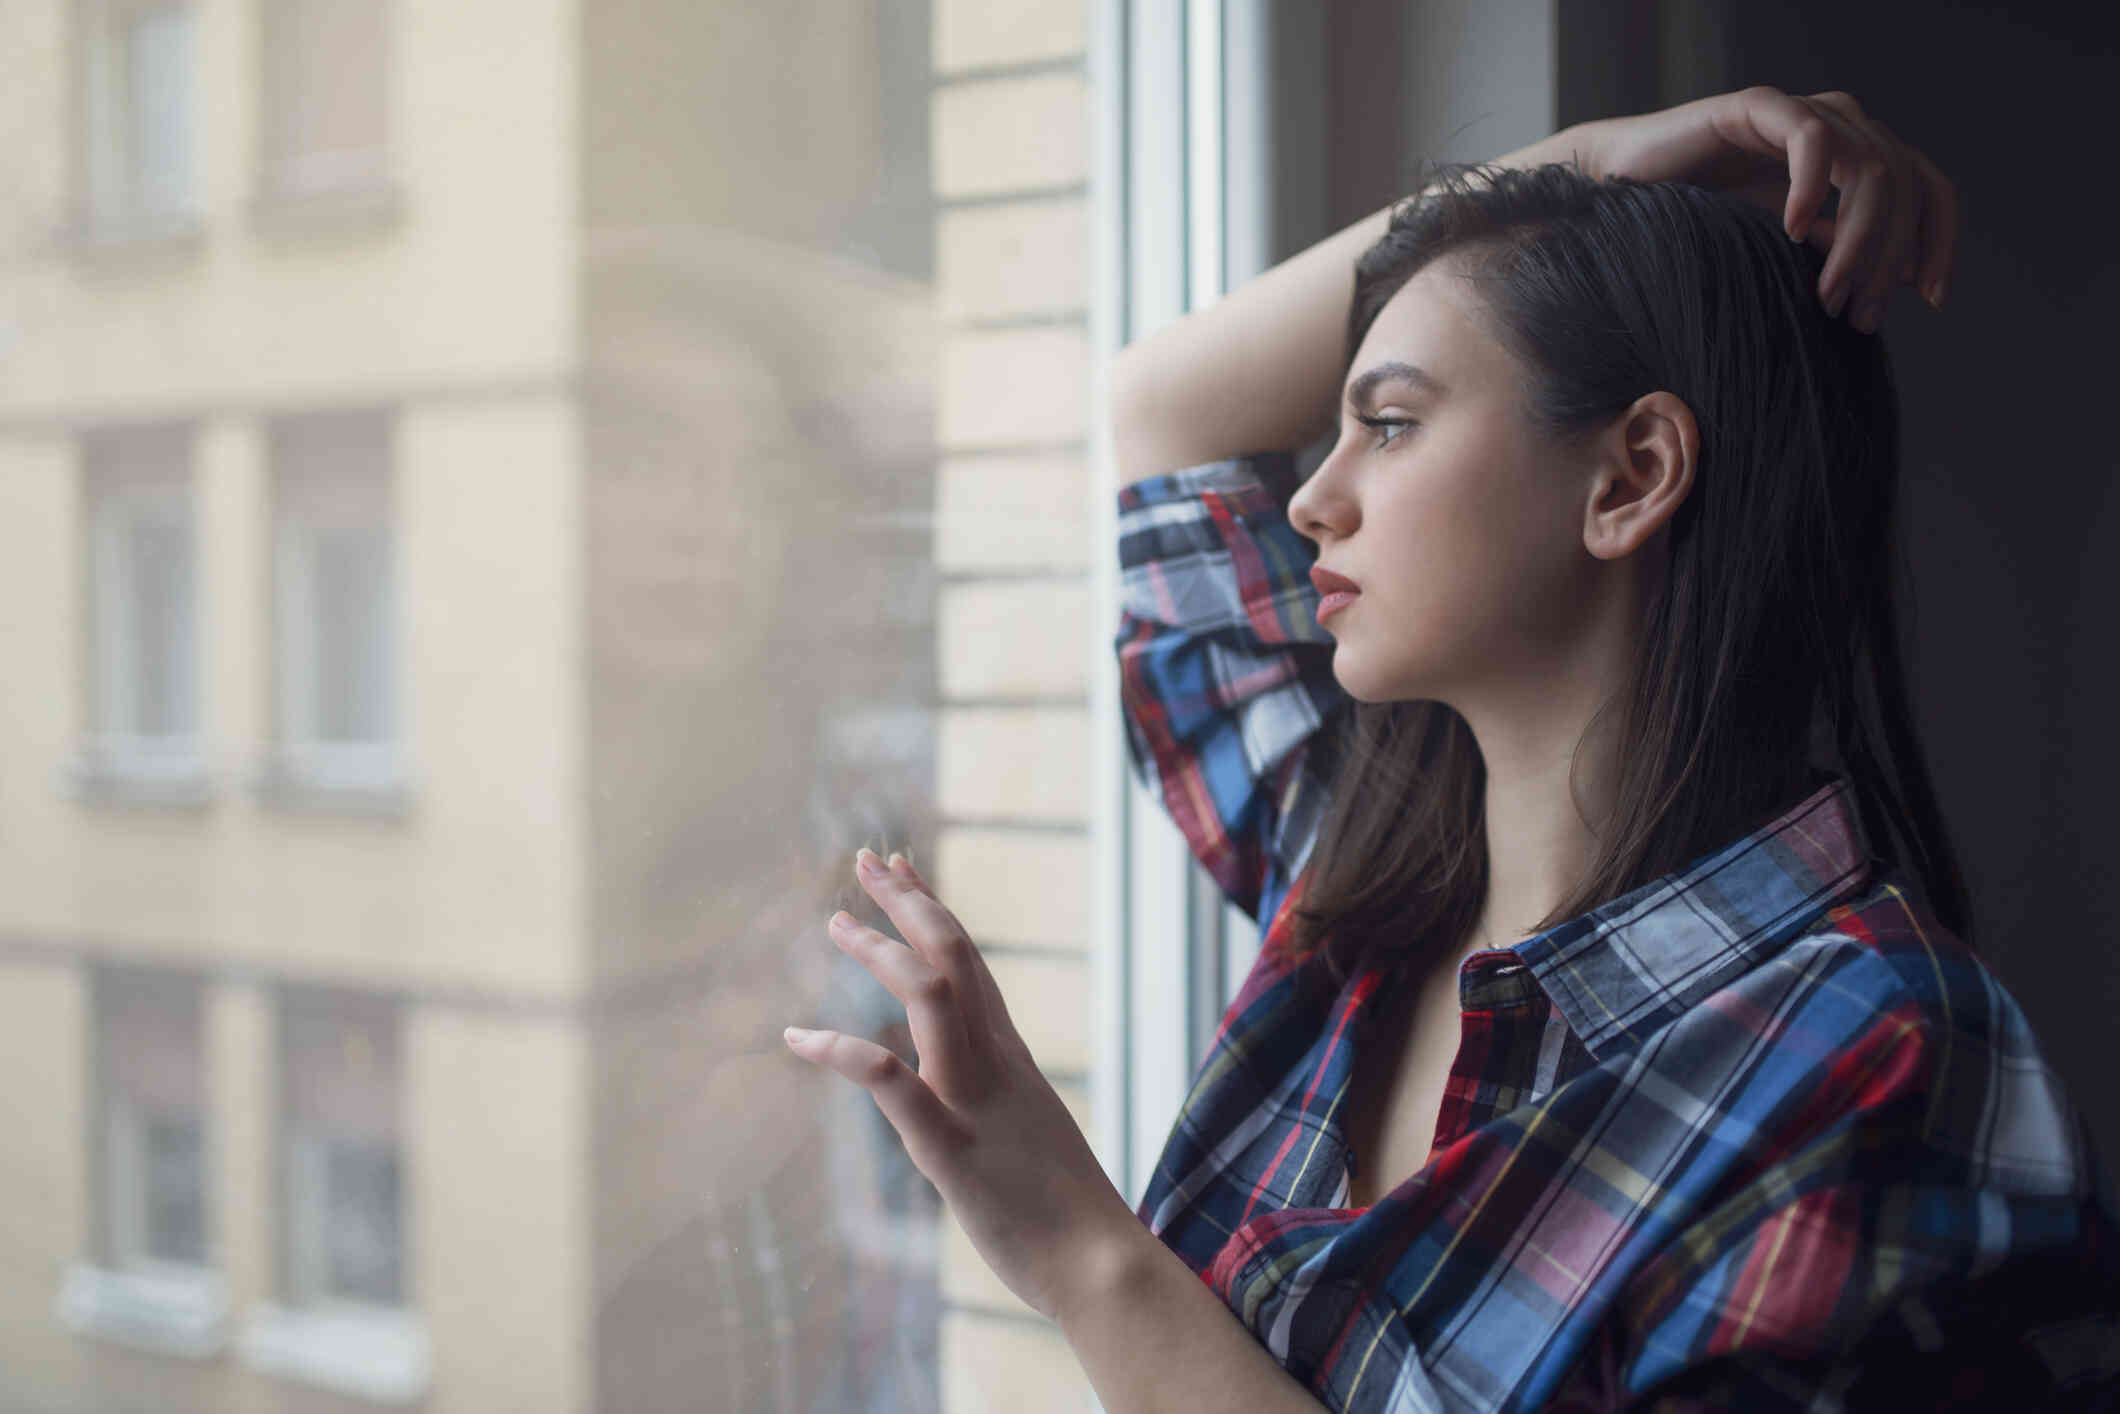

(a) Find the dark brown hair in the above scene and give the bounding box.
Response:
[1284,159,1973,985]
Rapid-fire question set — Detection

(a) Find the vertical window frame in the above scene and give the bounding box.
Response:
[75,422,210,796]
[275,987,409,1314]
[1093,0,1272,1219]
[72,0,202,243]
[92,965,213,1278]
[265,407,406,800]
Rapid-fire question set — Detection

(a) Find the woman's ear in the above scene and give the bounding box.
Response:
[1583,390,1696,562]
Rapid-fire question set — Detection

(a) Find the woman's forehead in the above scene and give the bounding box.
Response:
[1350,272,1506,402]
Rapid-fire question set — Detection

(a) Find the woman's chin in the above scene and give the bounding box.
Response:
[1330,655,1394,705]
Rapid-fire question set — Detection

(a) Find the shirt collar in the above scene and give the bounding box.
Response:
[1492,772,1879,1062]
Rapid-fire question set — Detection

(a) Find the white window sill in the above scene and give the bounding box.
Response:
[62,744,216,809]
[238,1302,431,1405]
[53,211,207,263]
[251,749,413,819]
[248,173,405,238]
[56,1261,228,1360]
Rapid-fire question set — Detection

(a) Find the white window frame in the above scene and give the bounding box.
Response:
[56,969,227,1360]
[282,1128,406,1309]
[265,412,407,801]
[1090,0,1278,1222]
[104,1094,211,1271]
[256,0,395,204]
[240,992,428,1404]
[69,431,213,803]
[74,0,202,243]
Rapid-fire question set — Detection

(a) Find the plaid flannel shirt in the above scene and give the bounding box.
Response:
[1114,451,2120,1412]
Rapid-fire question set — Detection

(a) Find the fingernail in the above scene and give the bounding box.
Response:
[857,848,881,875]
[784,1026,814,1045]
[1922,279,1941,310]
[888,851,907,872]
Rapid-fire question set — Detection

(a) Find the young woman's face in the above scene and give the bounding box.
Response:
[1288,261,1607,708]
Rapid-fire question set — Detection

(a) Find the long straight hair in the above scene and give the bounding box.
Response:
[1282,160,1974,986]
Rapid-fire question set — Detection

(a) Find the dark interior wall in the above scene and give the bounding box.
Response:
[1700,3,2120,1195]
[1292,0,2120,1192]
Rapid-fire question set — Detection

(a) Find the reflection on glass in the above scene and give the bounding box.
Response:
[5,0,1108,1409]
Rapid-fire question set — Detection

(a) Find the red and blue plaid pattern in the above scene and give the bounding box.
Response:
[1115,453,2120,1411]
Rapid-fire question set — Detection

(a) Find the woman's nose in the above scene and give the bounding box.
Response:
[1288,460,1349,543]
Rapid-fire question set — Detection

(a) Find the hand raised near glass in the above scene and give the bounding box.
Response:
[784,848,1137,1326]
[1575,84,1960,334]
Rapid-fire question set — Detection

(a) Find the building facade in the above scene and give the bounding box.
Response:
[0,1,1103,1411]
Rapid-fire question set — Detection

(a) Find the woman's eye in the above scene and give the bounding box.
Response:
[1355,415,1414,449]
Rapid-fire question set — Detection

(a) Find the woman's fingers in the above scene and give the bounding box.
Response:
[1804,93,1919,330]
[1706,87,1952,327]
[1768,91,1839,246]
[887,854,1022,1050]
[1782,93,1879,320]
[783,1024,971,1169]
[828,909,985,1095]
[854,849,1007,1057]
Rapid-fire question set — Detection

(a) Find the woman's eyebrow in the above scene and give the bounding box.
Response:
[1344,360,1448,410]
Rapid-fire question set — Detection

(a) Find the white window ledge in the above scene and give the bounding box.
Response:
[56,1261,228,1360]
[248,172,405,238]
[61,744,216,808]
[238,1302,431,1405]
[53,210,207,264]
[250,748,413,819]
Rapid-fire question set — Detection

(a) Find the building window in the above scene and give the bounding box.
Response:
[71,425,210,802]
[278,990,406,1310]
[74,0,200,242]
[257,0,392,205]
[237,989,427,1403]
[54,968,228,1360]
[98,969,210,1269]
[265,410,403,804]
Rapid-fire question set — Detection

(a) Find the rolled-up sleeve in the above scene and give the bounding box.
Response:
[1114,449,1350,924]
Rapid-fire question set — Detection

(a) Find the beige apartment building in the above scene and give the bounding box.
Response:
[0,1,1103,1411]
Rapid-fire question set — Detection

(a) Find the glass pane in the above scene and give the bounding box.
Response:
[311,525,390,743]
[268,0,387,184]
[125,511,195,739]
[11,2,1119,1409]
[124,5,194,220]
[141,1114,208,1266]
[323,1137,401,1304]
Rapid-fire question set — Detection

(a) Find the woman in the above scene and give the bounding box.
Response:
[785,87,2120,1410]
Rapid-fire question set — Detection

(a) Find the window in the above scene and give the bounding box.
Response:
[238,989,427,1403]
[54,968,228,1360]
[277,991,405,1309]
[266,410,403,801]
[257,0,392,203]
[97,969,210,1270]
[74,0,199,241]
[72,424,207,799]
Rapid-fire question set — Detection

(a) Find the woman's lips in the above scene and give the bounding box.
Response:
[1311,566,1360,625]
[1317,590,1360,623]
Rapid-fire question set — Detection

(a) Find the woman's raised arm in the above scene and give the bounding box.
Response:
[1110,85,1960,490]
[1108,125,1603,490]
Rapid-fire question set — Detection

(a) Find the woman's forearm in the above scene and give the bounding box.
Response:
[1109,122,1604,484]
[1055,1219,1328,1413]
